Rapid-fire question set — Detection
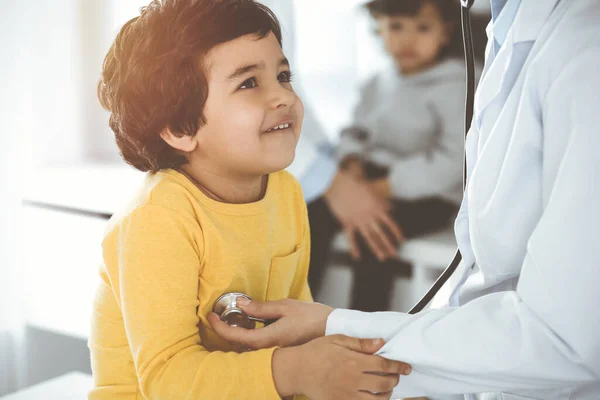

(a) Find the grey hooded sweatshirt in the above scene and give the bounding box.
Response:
[337,58,477,205]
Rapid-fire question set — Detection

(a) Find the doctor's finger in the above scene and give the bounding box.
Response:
[208,312,275,348]
[236,298,292,320]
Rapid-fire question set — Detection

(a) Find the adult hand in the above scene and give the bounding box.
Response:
[208,298,332,349]
[340,155,366,180]
[324,170,404,261]
[369,178,393,200]
[273,335,412,399]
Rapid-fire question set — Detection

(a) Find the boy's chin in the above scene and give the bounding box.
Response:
[259,151,296,174]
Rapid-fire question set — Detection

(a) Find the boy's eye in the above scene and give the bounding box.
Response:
[417,24,432,33]
[278,70,294,83]
[239,77,258,90]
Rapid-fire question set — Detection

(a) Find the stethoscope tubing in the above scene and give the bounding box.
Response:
[408,1,476,314]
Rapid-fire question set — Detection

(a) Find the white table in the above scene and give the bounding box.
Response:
[0,372,92,400]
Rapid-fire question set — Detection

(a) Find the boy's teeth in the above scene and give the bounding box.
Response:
[268,123,290,132]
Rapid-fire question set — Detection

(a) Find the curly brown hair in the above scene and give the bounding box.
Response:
[98,0,282,172]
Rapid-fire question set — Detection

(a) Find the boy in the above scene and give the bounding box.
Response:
[88,0,410,399]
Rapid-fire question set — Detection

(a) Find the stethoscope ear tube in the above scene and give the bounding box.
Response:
[408,1,476,315]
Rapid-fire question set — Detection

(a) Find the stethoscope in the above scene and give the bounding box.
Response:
[213,292,276,328]
[213,0,477,326]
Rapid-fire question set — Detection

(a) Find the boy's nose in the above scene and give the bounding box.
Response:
[267,84,296,109]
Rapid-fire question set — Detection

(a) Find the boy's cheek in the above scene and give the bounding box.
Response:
[294,100,305,137]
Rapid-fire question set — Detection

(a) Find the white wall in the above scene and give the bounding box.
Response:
[5,0,121,168]
[0,1,115,393]
[1,1,31,394]
[28,0,86,165]
[80,1,120,161]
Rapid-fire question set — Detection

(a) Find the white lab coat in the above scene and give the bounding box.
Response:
[326,0,600,399]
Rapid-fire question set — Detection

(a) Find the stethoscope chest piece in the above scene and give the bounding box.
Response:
[213,292,265,330]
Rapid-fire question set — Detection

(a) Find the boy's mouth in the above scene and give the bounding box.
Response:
[263,119,294,133]
[265,123,291,133]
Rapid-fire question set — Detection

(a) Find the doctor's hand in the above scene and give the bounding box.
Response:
[273,335,412,400]
[208,298,332,349]
[325,170,404,261]
[208,299,332,349]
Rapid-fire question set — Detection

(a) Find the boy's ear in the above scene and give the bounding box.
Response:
[160,127,198,153]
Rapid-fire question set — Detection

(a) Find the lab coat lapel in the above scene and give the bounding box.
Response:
[474,0,560,129]
[436,0,562,309]
[511,0,561,43]
[474,31,515,128]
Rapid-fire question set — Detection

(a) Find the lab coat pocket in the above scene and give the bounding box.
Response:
[266,245,301,301]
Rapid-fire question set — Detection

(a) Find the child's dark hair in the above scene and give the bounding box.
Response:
[365,0,465,59]
[365,0,459,21]
[98,0,282,172]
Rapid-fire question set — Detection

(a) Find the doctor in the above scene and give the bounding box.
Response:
[209,0,600,399]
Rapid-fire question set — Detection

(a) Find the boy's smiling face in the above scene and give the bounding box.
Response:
[188,32,304,178]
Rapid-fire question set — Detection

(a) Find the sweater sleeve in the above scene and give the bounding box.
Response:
[113,205,282,399]
[337,76,378,161]
[388,79,465,200]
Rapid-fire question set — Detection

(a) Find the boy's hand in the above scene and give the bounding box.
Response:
[325,171,404,261]
[208,298,332,349]
[273,335,412,399]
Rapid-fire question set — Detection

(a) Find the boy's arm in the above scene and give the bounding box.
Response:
[111,205,282,400]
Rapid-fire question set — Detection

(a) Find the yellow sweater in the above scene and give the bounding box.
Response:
[89,169,312,399]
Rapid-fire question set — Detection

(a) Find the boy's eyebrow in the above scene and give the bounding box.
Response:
[227,57,290,81]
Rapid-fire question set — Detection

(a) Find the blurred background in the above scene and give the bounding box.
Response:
[0,0,490,397]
